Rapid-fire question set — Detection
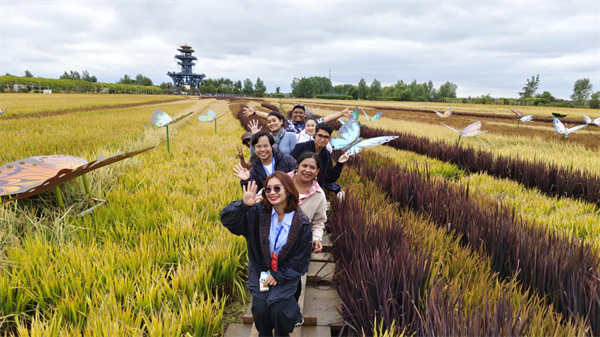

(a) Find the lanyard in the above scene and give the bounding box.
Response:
[262,156,275,176]
[273,223,285,252]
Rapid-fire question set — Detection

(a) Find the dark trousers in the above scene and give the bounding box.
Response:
[252,296,302,337]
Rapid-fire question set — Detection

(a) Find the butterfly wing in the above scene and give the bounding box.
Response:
[345,136,399,155]
[553,117,566,133]
[0,155,88,196]
[441,123,461,135]
[2,147,154,203]
[433,110,444,118]
[146,109,173,127]
[352,107,360,121]
[593,117,600,126]
[520,115,533,122]
[444,107,453,118]
[198,109,217,122]
[583,114,591,124]
[337,118,346,125]
[510,108,523,118]
[360,108,370,121]
[462,121,484,137]
[331,118,360,150]
[565,124,587,135]
[371,112,382,121]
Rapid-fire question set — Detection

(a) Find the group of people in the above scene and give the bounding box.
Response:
[221,104,353,336]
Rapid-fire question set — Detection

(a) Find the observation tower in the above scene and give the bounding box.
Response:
[167,44,206,90]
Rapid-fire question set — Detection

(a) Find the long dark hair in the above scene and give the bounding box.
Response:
[261,171,299,213]
[297,151,321,170]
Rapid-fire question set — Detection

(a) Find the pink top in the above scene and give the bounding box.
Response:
[287,171,322,205]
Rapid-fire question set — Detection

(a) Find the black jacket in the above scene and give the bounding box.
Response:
[242,148,297,191]
[290,140,343,186]
[220,201,312,305]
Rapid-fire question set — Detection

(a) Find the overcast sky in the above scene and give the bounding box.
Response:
[1,0,598,99]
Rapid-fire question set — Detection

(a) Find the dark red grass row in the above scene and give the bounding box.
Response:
[329,193,532,336]
[355,124,600,208]
[348,156,600,334]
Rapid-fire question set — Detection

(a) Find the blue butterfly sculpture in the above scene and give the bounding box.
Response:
[198,110,218,122]
[330,117,397,155]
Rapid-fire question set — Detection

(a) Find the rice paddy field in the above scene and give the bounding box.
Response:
[1,94,600,336]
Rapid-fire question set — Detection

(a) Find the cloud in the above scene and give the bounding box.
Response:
[1,1,597,99]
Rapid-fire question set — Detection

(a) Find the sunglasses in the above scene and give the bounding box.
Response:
[264,185,283,194]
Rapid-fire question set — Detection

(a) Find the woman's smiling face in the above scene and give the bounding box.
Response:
[265,177,287,207]
[304,120,317,136]
[267,115,283,132]
[297,158,319,184]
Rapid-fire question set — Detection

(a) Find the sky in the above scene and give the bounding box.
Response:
[1,0,598,99]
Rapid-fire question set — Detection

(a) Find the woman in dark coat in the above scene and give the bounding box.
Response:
[221,171,312,337]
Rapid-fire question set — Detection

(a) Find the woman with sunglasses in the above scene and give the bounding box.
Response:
[221,172,312,337]
[243,104,353,134]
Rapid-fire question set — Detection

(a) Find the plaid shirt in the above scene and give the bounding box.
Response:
[285,117,324,134]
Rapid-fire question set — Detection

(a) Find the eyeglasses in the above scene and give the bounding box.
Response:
[255,144,271,150]
[315,133,331,140]
[265,185,283,194]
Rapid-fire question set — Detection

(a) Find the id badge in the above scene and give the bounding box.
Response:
[271,252,278,273]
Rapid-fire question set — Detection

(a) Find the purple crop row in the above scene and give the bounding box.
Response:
[348,156,600,334]
[329,192,532,336]
[353,124,600,208]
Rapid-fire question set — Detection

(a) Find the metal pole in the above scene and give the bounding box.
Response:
[166,125,170,152]
[82,174,92,197]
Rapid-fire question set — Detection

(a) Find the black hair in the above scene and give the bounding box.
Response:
[315,122,333,136]
[304,117,318,125]
[251,131,275,147]
[289,104,306,119]
[296,151,321,170]
[268,111,285,122]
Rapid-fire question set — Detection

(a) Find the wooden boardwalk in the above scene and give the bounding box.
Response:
[224,234,343,337]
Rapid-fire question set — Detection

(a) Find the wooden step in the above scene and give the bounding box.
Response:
[307,262,334,283]
[321,234,333,252]
[224,323,252,337]
[311,252,332,262]
[301,325,332,337]
[303,283,344,327]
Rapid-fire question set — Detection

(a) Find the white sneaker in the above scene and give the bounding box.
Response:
[336,189,345,201]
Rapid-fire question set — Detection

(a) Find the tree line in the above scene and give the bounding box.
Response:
[291,76,458,101]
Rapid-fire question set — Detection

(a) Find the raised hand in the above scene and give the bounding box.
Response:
[337,152,353,164]
[341,107,353,119]
[236,146,245,160]
[242,180,258,206]
[242,106,257,118]
[248,119,260,134]
[233,164,251,181]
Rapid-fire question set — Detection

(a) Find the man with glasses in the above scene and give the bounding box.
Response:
[243,104,354,134]
[233,131,298,191]
[290,123,350,195]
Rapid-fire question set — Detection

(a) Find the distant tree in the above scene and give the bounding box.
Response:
[589,91,600,109]
[571,78,593,106]
[369,79,382,99]
[357,78,369,100]
[159,82,173,90]
[519,74,540,99]
[275,86,281,94]
[243,78,254,95]
[118,74,136,85]
[206,84,217,93]
[255,77,267,97]
[24,70,34,78]
[535,91,555,101]
[291,76,332,98]
[81,70,97,82]
[135,74,153,86]
[233,80,243,94]
[437,81,458,99]
[5,73,11,76]
[347,86,358,100]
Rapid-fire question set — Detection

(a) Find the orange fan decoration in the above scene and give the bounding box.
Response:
[1,147,154,203]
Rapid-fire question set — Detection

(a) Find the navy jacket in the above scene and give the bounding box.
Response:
[242,148,297,191]
[290,140,343,187]
[220,201,312,305]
